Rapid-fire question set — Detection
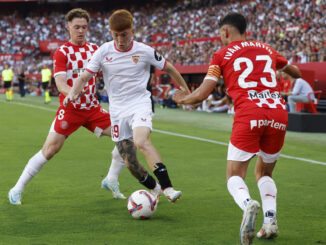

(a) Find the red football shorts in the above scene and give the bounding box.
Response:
[51,105,111,137]
[230,107,288,154]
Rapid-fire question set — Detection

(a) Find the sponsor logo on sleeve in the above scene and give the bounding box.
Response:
[154,51,162,61]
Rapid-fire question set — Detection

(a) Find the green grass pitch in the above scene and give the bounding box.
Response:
[0,95,325,245]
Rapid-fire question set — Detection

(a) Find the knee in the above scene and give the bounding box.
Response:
[134,138,145,151]
[134,138,149,152]
[288,96,294,102]
[42,144,60,159]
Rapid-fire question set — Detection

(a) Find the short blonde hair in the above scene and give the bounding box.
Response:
[65,8,90,23]
[109,9,133,31]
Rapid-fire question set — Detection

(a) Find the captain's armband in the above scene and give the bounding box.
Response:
[204,65,221,82]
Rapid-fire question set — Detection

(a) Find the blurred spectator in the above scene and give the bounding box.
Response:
[282,76,315,113]
[96,78,108,103]
[202,83,232,113]
[208,84,231,113]
[152,80,164,106]
[17,66,26,97]
[201,83,225,112]
[277,71,291,102]
[49,76,59,97]
[163,83,177,108]
[226,95,234,115]
[25,76,39,96]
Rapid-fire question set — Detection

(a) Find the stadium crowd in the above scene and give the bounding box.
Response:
[0,0,325,74]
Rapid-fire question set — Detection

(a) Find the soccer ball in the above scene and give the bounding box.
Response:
[127,190,158,219]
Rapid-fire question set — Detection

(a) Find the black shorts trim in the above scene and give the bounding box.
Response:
[4,81,12,88]
[42,82,49,90]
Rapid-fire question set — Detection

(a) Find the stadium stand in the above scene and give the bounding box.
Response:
[0,0,325,68]
[0,0,325,106]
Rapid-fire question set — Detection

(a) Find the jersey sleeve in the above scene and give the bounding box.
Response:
[204,53,221,82]
[86,46,102,74]
[145,46,166,71]
[272,48,289,70]
[53,48,67,77]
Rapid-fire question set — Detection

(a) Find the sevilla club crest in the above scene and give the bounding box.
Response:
[132,55,140,64]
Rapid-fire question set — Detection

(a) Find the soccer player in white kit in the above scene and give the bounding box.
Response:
[8,8,126,205]
[65,9,190,202]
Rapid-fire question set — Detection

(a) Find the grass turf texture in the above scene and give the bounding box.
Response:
[1,95,326,245]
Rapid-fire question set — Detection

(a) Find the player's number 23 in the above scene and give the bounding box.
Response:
[233,55,277,89]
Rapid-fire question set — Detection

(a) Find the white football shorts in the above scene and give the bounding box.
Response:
[227,141,281,163]
[111,110,153,142]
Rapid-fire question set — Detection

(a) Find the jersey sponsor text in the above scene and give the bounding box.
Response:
[247,89,285,109]
[250,119,286,131]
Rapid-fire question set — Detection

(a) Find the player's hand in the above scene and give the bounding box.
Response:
[63,88,88,107]
[63,93,76,107]
[173,89,187,104]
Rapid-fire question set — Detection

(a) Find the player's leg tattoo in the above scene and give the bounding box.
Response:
[116,140,147,180]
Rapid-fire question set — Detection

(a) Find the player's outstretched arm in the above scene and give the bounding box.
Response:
[63,70,93,107]
[174,78,216,105]
[163,62,191,94]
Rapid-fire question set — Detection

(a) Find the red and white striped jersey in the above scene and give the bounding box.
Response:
[53,41,99,110]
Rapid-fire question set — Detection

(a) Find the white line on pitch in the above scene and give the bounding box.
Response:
[153,129,228,146]
[2,99,325,166]
[1,100,57,112]
[152,130,326,166]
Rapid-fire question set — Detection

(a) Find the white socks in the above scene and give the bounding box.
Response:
[258,176,277,224]
[13,150,48,192]
[227,176,251,211]
[227,175,277,223]
[106,146,125,182]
